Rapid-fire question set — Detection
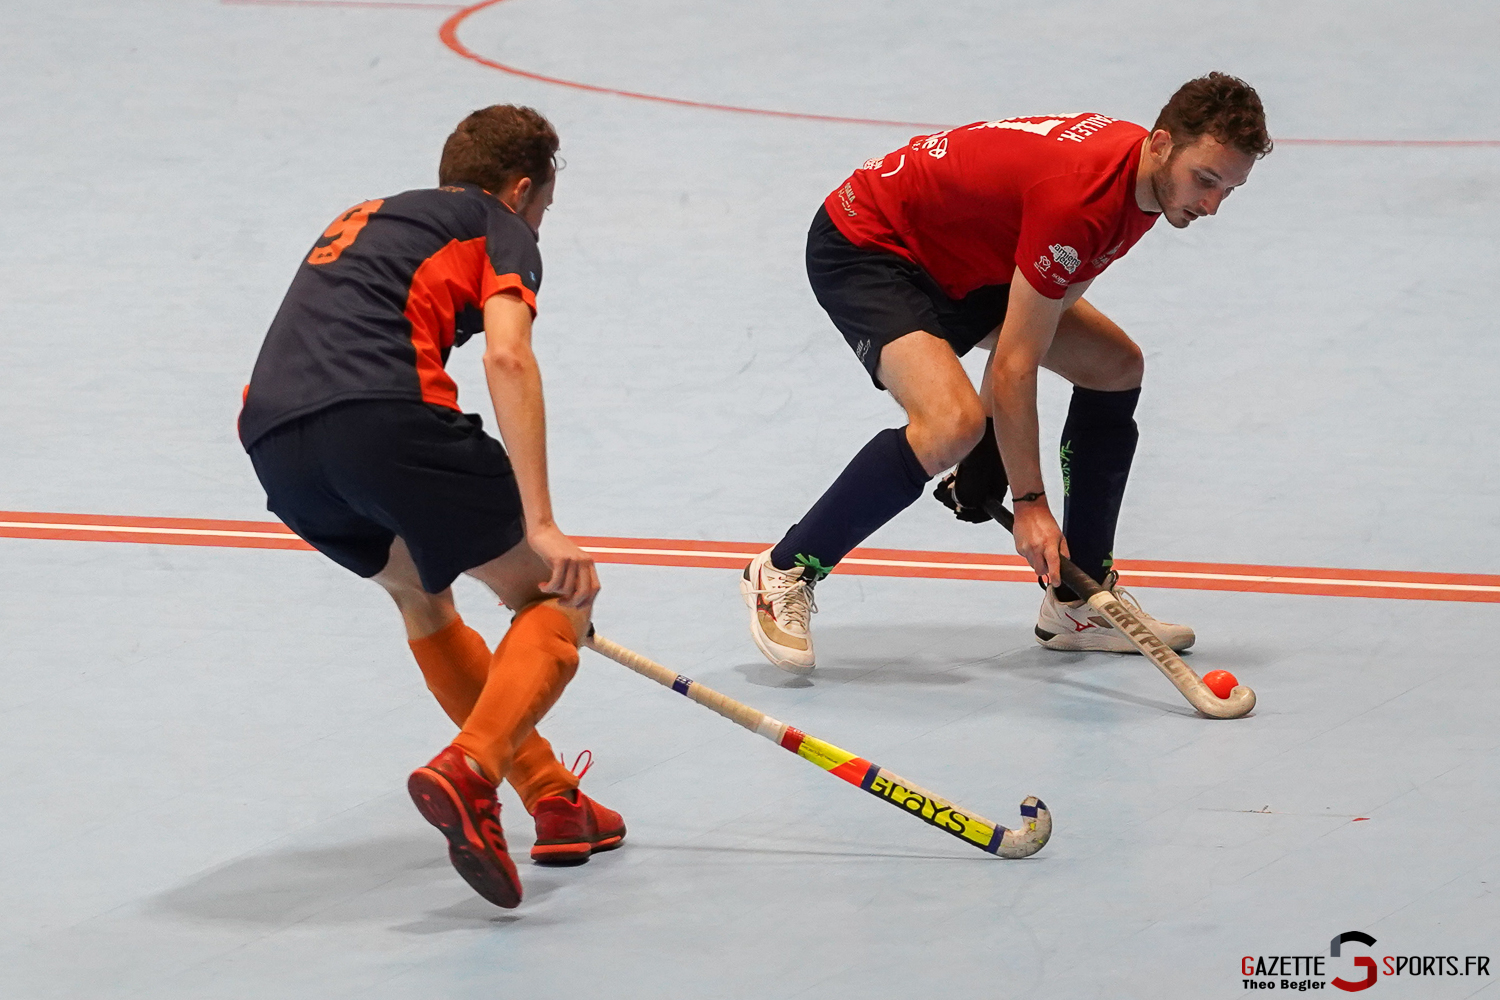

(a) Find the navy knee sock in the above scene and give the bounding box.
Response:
[1059,386,1140,593]
[771,427,930,578]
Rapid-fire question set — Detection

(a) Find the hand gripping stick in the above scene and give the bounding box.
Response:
[982,499,1255,719]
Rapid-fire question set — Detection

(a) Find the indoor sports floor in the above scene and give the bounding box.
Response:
[2,1,1497,997]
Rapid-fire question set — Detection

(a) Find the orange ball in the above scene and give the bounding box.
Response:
[1202,669,1238,699]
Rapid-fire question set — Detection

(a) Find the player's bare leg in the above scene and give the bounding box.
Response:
[942,302,1193,652]
[745,330,983,672]
[877,331,987,475]
[1041,298,1144,392]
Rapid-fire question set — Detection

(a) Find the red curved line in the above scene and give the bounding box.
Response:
[440,0,1500,147]
[440,0,946,130]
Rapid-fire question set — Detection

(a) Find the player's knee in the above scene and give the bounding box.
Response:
[512,595,592,648]
[920,399,986,469]
[1118,341,1145,388]
[1103,341,1145,390]
[380,577,443,612]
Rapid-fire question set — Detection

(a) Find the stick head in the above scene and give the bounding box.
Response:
[994,796,1052,858]
[1189,680,1256,719]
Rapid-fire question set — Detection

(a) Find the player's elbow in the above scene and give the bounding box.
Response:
[482,346,528,379]
[989,357,1041,396]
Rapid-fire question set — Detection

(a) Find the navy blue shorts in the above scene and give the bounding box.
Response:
[805,205,1010,389]
[247,400,525,593]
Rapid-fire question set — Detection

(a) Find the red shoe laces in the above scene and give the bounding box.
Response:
[561,749,594,781]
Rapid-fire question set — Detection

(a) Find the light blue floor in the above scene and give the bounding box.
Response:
[1,2,1497,997]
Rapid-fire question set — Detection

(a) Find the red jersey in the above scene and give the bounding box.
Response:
[824,113,1159,300]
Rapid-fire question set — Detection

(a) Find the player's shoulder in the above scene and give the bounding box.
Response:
[383,184,537,244]
[958,112,1144,147]
[379,183,488,220]
[435,184,537,238]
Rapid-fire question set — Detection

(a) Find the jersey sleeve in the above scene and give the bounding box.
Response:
[481,211,544,316]
[1015,176,1108,300]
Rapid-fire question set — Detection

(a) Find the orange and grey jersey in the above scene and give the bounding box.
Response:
[239,183,542,448]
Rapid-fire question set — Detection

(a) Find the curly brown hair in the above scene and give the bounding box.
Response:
[438,105,559,191]
[1153,73,1273,159]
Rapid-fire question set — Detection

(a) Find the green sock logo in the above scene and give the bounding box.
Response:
[1059,440,1074,497]
[794,553,833,582]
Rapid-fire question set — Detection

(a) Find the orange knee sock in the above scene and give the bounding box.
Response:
[451,603,580,788]
[408,618,488,727]
[408,616,580,809]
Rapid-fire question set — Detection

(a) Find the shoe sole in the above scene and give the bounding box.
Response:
[1035,625,1196,653]
[530,827,626,866]
[408,768,523,908]
[740,568,816,675]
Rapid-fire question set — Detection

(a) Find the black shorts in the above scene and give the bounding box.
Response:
[247,399,525,593]
[806,205,1010,389]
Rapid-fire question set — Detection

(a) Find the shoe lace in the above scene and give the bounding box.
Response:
[561,749,594,781]
[778,579,817,631]
[750,567,818,632]
[1107,575,1145,616]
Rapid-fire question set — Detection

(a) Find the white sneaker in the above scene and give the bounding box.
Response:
[740,549,818,673]
[1034,571,1195,653]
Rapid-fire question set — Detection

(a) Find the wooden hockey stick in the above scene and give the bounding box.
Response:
[982,499,1256,719]
[585,631,1051,858]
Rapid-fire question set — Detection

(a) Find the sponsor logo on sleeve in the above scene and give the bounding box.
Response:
[862,156,884,170]
[1090,242,1124,269]
[911,130,951,159]
[837,181,858,217]
[1048,244,1081,274]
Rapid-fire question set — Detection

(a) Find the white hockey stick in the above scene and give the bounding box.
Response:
[983,500,1255,719]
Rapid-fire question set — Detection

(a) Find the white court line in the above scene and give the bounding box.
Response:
[566,546,1500,593]
[6,524,1499,594]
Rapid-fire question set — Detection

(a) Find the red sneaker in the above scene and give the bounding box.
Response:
[408,745,522,908]
[531,789,627,864]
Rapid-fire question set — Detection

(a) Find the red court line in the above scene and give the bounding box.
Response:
[4,511,1497,604]
[437,0,1500,147]
[437,0,945,129]
[223,0,462,9]
[226,0,1500,146]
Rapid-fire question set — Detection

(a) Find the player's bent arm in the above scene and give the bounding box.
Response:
[480,291,599,607]
[987,271,1092,585]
